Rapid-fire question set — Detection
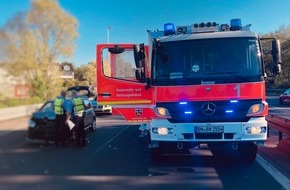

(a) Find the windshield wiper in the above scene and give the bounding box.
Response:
[204,71,250,82]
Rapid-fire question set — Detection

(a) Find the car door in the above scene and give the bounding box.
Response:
[83,99,95,128]
[96,44,154,122]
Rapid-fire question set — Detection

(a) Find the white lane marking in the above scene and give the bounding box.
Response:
[93,126,129,154]
[256,154,290,190]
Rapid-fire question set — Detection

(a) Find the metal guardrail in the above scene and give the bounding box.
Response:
[266,114,290,141]
[0,104,42,122]
[266,88,285,95]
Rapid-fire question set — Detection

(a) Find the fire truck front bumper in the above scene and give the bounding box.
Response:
[148,117,267,143]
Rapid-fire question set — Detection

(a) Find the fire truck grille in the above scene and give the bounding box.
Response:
[183,133,234,140]
[156,99,262,123]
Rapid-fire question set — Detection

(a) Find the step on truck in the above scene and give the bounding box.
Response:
[96,19,282,162]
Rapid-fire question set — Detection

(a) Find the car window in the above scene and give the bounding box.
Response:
[41,101,53,112]
[83,99,91,110]
[66,87,91,97]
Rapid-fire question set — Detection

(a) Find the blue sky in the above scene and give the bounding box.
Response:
[1,0,290,66]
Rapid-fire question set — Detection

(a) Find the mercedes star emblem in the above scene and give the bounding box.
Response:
[202,102,216,116]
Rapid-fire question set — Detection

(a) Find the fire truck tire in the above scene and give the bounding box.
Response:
[238,142,257,163]
[150,147,164,162]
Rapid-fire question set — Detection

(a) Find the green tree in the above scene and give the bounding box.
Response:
[0,0,79,100]
[74,61,96,87]
[262,24,290,88]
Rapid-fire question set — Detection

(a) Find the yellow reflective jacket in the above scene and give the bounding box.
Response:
[54,97,65,115]
[72,97,85,116]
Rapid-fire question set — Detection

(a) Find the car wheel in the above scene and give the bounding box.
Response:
[90,120,97,132]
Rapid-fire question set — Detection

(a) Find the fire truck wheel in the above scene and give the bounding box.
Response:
[238,142,257,163]
[150,147,164,162]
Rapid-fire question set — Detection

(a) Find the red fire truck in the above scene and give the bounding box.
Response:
[96,19,282,162]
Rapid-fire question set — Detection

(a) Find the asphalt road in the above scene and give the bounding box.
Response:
[0,113,287,190]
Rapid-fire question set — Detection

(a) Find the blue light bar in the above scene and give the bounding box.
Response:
[230,18,242,31]
[184,111,192,114]
[230,100,238,103]
[164,23,175,36]
[179,102,187,105]
[226,110,233,113]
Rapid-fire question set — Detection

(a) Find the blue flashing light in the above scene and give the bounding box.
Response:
[179,102,187,105]
[230,100,238,103]
[226,110,233,113]
[164,23,175,36]
[230,19,242,31]
[184,111,192,114]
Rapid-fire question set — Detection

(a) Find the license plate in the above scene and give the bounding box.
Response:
[195,126,224,133]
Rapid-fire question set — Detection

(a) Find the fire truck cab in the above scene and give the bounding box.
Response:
[96,19,282,162]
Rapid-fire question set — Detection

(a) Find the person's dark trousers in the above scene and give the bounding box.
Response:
[74,115,86,147]
[55,114,67,146]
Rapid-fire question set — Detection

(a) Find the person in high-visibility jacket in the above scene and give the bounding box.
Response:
[71,90,87,147]
[54,90,71,146]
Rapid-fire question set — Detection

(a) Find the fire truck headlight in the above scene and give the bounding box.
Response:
[154,107,171,117]
[247,103,264,114]
[246,126,267,134]
[152,127,174,135]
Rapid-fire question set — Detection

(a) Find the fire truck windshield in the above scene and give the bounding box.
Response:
[153,37,262,85]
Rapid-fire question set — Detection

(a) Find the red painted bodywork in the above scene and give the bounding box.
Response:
[96,44,267,122]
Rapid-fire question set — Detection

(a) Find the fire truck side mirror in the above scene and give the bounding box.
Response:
[134,44,146,63]
[271,40,282,74]
[145,78,151,89]
[135,69,145,83]
[108,45,125,54]
[134,44,146,83]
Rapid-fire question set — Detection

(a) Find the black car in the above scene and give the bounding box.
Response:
[27,98,96,143]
